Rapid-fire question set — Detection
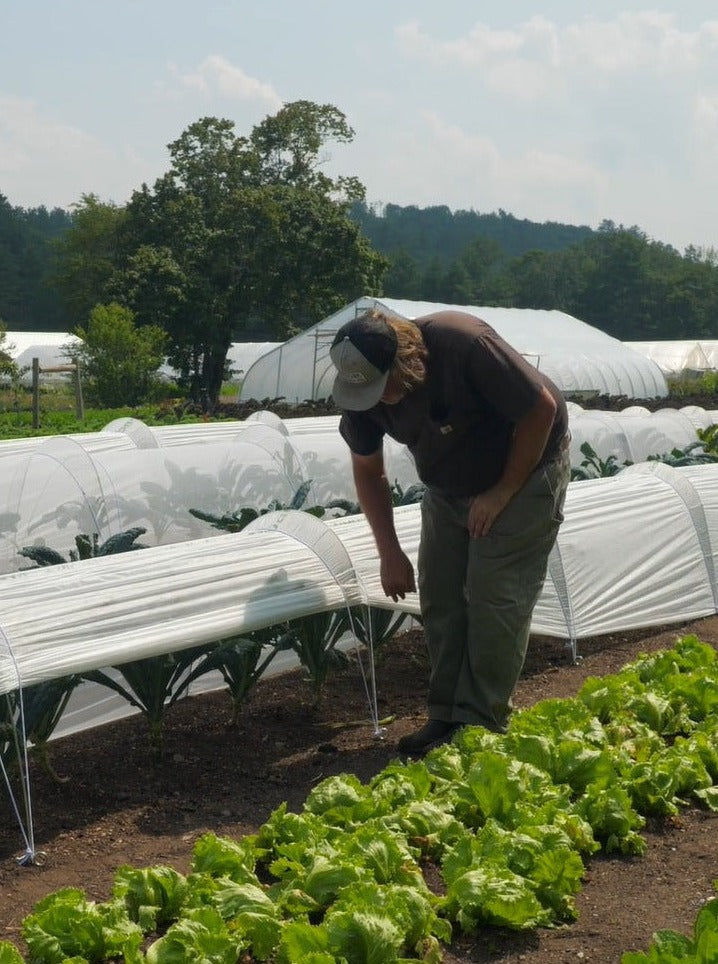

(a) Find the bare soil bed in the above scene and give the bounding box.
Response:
[1,616,717,962]
[214,390,718,421]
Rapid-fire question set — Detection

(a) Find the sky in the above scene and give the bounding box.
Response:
[2,2,718,254]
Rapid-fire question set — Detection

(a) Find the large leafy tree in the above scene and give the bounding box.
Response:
[51,194,125,329]
[116,102,387,408]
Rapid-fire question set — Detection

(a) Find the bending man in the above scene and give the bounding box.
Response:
[329,307,570,755]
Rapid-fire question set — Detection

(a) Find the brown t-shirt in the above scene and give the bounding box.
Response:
[338,310,568,498]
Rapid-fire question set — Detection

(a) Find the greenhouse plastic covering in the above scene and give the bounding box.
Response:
[238,297,669,403]
[3,333,281,387]
[159,341,282,383]
[3,331,81,383]
[624,340,718,375]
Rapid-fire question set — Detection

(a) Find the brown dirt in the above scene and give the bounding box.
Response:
[214,390,718,423]
[1,616,718,963]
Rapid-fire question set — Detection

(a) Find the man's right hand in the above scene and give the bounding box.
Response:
[350,449,416,601]
[380,548,416,602]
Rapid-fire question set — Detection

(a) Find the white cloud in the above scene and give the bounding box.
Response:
[0,96,150,208]
[353,108,603,226]
[172,55,283,110]
[562,12,703,72]
[396,19,522,64]
[419,111,604,212]
[696,90,718,127]
[395,13,718,92]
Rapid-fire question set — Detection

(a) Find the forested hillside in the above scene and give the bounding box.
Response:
[2,188,718,343]
[0,194,72,331]
[350,202,718,341]
[351,201,594,263]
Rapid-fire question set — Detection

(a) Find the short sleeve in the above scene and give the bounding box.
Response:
[338,411,385,456]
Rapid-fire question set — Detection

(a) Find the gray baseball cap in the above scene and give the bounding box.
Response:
[330,314,398,410]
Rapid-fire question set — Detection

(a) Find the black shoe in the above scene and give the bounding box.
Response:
[397,719,462,756]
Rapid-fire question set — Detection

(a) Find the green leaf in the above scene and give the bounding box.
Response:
[325,908,404,964]
[17,545,68,567]
[0,941,25,964]
[22,887,143,963]
[276,920,332,964]
[190,832,259,883]
[443,866,551,931]
[113,865,189,930]
[304,773,371,826]
[144,907,242,964]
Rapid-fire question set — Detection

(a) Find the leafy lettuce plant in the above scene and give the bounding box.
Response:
[0,943,24,963]
[144,907,242,964]
[8,634,718,964]
[113,865,189,932]
[189,832,261,884]
[21,887,143,964]
[621,886,718,963]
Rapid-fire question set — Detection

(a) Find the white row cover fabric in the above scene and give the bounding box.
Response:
[1,406,716,577]
[5,404,717,466]
[0,420,418,574]
[238,297,669,404]
[624,340,718,375]
[2,462,717,699]
[567,403,718,467]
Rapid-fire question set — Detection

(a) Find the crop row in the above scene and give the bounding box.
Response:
[1,633,717,962]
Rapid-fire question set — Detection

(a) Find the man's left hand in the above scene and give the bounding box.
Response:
[468,486,513,538]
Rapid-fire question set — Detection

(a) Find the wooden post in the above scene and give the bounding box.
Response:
[31,360,84,428]
[74,364,84,420]
[32,357,40,429]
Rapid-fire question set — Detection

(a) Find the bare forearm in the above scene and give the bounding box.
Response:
[350,450,416,600]
[497,386,557,497]
[354,467,402,557]
[468,386,558,538]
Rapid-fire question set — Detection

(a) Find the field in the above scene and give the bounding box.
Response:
[1,388,718,960]
[1,616,717,962]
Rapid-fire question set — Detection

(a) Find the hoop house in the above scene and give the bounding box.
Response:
[3,331,81,383]
[624,340,718,375]
[238,297,669,404]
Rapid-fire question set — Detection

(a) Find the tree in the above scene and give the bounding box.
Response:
[115,103,386,409]
[69,303,168,407]
[381,250,422,300]
[0,321,18,379]
[51,195,125,328]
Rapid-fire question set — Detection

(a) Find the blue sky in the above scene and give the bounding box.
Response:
[2,2,718,253]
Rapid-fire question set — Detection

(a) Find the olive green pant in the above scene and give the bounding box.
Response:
[417,450,570,732]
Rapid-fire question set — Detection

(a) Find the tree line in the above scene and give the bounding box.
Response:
[1,98,717,409]
[354,203,718,343]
